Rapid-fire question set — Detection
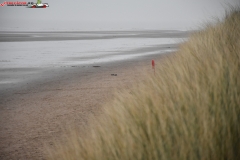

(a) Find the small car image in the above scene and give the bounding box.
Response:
[27,1,49,8]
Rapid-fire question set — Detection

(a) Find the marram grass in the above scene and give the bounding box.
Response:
[48,9,240,160]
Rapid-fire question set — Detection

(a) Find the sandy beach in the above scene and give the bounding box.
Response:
[0,31,189,159]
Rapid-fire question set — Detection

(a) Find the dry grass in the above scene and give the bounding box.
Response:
[48,9,240,160]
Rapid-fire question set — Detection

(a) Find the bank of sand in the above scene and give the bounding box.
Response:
[0,53,170,159]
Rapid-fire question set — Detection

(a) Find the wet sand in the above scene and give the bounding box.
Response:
[0,31,189,159]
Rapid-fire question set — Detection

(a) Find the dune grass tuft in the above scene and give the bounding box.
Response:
[48,9,240,160]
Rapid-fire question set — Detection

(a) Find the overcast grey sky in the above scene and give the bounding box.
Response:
[0,0,239,31]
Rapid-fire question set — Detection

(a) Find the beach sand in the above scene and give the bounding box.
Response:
[0,30,190,159]
[0,53,169,160]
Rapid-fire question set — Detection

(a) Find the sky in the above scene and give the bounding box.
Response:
[0,0,239,31]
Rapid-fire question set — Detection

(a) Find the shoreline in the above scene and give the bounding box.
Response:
[0,30,187,159]
[0,52,170,159]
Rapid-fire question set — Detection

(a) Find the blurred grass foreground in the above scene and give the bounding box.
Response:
[49,9,240,160]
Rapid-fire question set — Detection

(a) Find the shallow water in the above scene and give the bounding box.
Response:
[0,30,189,86]
[0,38,182,68]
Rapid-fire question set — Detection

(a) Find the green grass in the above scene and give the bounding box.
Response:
[48,9,240,160]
